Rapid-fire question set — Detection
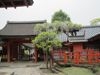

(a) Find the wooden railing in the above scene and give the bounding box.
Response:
[52,50,100,64]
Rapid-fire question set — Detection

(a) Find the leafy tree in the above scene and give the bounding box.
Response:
[52,21,82,33]
[51,10,82,32]
[53,21,69,34]
[32,32,62,69]
[33,23,48,33]
[34,23,57,34]
[34,22,69,34]
[52,10,71,22]
[33,10,82,69]
[90,18,100,25]
[64,21,82,36]
[65,21,82,30]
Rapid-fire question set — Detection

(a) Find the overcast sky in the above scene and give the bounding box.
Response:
[0,0,100,29]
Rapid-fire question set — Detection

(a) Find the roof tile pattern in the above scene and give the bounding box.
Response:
[0,20,46,36]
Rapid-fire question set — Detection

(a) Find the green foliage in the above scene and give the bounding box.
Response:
[65,21,82,30]
[90,18,100,25]
[73,23,82,29]
[34,21,69,34]
[65,21,73,30]
[32,32,62,51]
[34,23,57,34]
[33,9,83,50]
[33,10,83,69]
[52,10,71,22]
[60,67,94,75]
[51,10,82,31]
[34,21,82,36]
[53,21,68,33]
[33,23,48,33]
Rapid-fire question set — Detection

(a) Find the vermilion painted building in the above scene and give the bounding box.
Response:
[61,26,100,64]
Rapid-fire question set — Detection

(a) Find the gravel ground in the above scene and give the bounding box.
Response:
[0,62,41,75]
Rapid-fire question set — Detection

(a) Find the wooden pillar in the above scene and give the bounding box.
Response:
[7,42,11,62]
[34,47,38,63]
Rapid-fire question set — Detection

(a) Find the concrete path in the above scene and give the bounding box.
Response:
[0,62,41,75]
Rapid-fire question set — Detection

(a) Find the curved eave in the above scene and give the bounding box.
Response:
[0,0,34,9]
[69,39,88,43]
[0,35,36,38]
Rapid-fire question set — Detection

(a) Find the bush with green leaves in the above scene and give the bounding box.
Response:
[32,32,61,50]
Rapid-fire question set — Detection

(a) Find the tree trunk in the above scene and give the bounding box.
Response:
[50,58,52,70]
[49,51,53,70]
[46,51,49,69]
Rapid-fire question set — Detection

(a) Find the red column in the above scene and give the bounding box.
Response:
[87,50,93,64]
[64,52,67,64]
[94,51,99,63]
[73,52,80,64]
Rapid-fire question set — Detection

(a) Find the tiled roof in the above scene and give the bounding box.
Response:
[0,0,34,9]
[57,33,68,42]
[68,25,100,42]
[0,22,99,43]
[82,26,100,39]
[0,20,46,37]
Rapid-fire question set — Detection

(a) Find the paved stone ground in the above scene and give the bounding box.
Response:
[0,62,42,75]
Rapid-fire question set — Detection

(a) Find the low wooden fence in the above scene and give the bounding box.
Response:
[52,50,100,64]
